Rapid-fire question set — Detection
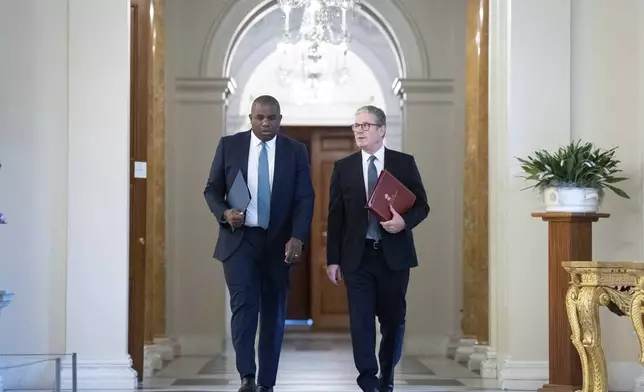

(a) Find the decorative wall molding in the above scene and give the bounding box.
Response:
[498,360,547,391]
[479,349,498,379]
[393,78,456,104]
[467,344,492,373]
[175,77,236,104]
[202,0,429,78]
[454,337,477,363]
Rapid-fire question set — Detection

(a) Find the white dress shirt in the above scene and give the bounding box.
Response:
[245,132,276,227]
[361,145,385,201]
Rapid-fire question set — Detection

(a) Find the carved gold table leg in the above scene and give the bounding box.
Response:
[630,290,644,364]
[566,286,608,392]
[566,286,590,392]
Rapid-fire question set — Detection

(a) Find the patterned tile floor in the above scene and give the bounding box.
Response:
[142,331,501,391]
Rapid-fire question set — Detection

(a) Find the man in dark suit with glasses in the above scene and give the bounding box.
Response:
[326,105,429,392]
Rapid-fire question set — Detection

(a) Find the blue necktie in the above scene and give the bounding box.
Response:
[367,155,380,240]
[257,142,270,229]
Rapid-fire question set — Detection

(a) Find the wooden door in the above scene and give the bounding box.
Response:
[309,128,358,330]
[281,127,312,321]
[128,0,150,380]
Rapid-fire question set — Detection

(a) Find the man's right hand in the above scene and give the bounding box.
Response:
[224,209,244,228]
[326,264,342,285]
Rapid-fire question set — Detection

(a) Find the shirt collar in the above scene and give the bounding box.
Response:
[361,144,385,164]
[251,131,277,149]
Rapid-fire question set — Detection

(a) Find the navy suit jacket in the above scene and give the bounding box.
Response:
[204,130,315,262]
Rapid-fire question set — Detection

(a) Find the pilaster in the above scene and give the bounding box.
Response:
[170,76,235,355]
[64,1,137,387]
[394,77,462,356]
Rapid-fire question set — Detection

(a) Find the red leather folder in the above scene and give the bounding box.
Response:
[366,169,416,221]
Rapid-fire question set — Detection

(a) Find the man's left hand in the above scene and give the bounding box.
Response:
[380,205,406,234]
[285,237,304,264]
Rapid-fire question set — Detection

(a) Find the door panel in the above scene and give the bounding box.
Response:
[128,0,149,380]
[310,129,358,330]
[281,127,312,321]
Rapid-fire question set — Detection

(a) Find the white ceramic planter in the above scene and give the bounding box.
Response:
[543,187,600,213]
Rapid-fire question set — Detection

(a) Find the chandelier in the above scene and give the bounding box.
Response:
[276,0,359,102]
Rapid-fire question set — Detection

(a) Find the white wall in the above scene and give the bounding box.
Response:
[0,0,135,389]
[0,0,69,387]
[490,0,644,390]
[571,0,644,384]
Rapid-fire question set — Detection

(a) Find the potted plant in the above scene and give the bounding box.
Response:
[517,140,630,212]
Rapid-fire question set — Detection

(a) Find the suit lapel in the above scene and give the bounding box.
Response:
[270,135,287,210]
[383,147,393,173]
[238,131,251,182]
[350,153,367,206]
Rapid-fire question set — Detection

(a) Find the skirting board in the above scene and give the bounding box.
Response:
[499,360,644,391]
[60,356,138,390]
[177,334,223,355]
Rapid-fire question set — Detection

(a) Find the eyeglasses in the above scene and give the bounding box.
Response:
[351,122,379,132]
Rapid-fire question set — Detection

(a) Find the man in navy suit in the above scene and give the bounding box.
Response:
[204,95,315,392]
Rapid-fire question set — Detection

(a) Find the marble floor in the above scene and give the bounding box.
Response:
[143,331,501,392]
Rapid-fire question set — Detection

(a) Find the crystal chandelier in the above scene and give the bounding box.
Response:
[277,0,359,102]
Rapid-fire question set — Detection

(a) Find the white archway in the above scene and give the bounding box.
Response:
[236,48,387,126]
[216,2,413,150]
[200,0,429,79]
[198,0,428,346]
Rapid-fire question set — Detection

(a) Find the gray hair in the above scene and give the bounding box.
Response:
[355,105,386,127]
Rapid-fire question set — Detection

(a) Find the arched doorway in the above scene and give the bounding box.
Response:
[200,0,427,334]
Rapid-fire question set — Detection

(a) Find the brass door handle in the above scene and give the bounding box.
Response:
[138,237,145,245]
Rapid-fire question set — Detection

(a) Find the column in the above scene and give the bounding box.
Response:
[64,0,137,388]
[143,0,179,374]
[169,77,235,355]
[393,78,463,355]
[460,0,490,371]
[487,0,572,389]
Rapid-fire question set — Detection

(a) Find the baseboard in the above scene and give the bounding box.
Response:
[498,359,548,391]
[455,338,478,362]
[154,336,181,359]
[611,362,644,392]
[446,335,461,359]
[479,348,498,379]
[467,344,492,372]
[177,334,223,355]
[402,334,449,356]
[143,345,163,378]
[60,355,138,390]
[499,359,644,391]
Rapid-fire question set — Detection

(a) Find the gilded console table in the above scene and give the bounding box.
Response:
[561,261,644,392]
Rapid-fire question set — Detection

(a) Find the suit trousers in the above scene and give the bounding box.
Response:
[344,241,410,392]
[222,227,290,387]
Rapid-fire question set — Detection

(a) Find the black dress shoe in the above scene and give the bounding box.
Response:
[256,386,273,392]
[238,376,256,392]
[378,377,393,392]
